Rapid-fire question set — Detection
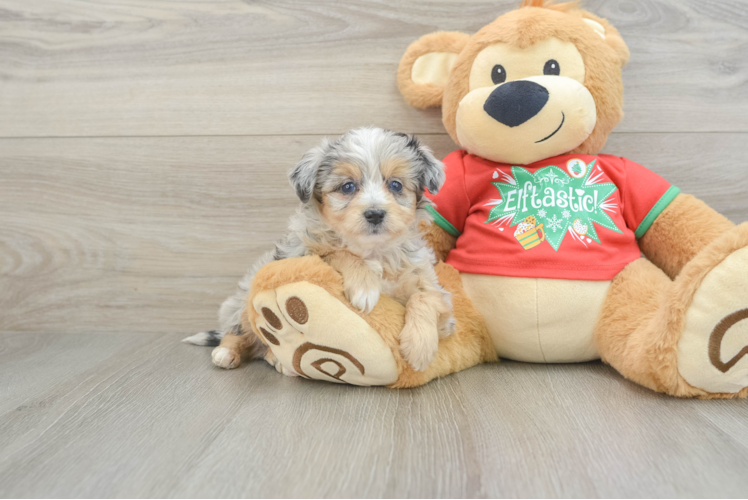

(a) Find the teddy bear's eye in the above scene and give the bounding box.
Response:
[491,64,507,84]
[543,59,561,76]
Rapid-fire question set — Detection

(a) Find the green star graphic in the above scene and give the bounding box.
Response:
[486,160,622,251]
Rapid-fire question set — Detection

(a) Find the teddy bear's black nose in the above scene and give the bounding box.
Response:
[483,80,549,127]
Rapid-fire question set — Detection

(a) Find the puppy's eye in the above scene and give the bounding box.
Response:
[491,64,507,84]
[389,180,403,193]
[340,182,356,194]
[543,59,560,76]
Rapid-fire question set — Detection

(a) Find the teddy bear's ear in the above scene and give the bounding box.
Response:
[581,14,630,67]
[397,31,470,109]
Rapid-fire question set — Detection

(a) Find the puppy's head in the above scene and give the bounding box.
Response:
[289,127,444,247]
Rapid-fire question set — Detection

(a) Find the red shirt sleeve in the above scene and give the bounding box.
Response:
[610,157,680,238]
[425,150,471,236]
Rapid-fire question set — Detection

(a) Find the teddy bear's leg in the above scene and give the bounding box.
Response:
[639,194,734,279]
[247,256,496,388]
[595,223,748,398]
[594,259,676,393]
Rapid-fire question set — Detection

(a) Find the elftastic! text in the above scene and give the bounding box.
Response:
[486,160,622,251]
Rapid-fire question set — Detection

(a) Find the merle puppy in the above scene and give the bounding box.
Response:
[184,127,455,372]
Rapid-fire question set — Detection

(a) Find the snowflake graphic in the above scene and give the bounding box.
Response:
[539,168,569,186]
[547,215,563,232]
[562,209,571,219]
[542,170,558,183]
[538,208,547,218]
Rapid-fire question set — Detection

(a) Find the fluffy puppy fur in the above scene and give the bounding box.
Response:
[183,127,455,371]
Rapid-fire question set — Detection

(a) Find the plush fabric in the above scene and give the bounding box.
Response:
[462,273,606,362]
[245,0,747,396]
[419,219,456,262]
[594,224,748,399]
[252,280,400,386]
[397,32,471,109]
[639,193,735,279]
[678,247,748,394]
[247,256,497,388]
[439,5,628,162]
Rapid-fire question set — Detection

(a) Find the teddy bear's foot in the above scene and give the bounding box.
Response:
[596,224,748,398]
[677,237,748,395]
[247,256,497,388]
[251,281,399,386]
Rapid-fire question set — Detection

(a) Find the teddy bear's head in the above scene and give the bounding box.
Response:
[398,0,630,165]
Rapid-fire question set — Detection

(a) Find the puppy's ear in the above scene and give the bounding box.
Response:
[397,32,470,109]
[402,135,445,195]
[289,141,329,203]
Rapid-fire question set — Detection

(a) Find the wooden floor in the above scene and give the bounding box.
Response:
[0,332,746,498]
[1,0,747,497]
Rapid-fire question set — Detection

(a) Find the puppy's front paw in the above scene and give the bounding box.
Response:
[349,287,380,314]
[436,291,455,339]
[399,322,439,372]
[264,349,298,377]
[438,315,456,339]
[346,283,381,314]
[264,349,278,368]
[212,346,240,369]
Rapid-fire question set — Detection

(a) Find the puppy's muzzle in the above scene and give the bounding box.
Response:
[483,80,549,127]
[364,209,386,226]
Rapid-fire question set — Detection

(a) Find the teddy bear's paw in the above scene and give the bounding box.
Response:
[399,321,439,372]
[251,282,398,386]
[211,346,241,369]
[677,246,748,395]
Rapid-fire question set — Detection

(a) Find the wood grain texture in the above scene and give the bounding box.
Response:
[2,0,748,497]
[0,332,746,498]
[2,133,747,335]
[0,0,747,137]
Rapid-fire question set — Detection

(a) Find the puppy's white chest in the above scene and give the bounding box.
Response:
[380,278,399,297]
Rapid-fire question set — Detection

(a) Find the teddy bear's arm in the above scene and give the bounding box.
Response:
[419,221,457,262]
[638,193,734,279]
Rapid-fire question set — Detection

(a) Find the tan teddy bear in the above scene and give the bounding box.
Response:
[216,0,748,398]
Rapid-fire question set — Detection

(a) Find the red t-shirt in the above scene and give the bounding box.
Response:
[426,151,680,281]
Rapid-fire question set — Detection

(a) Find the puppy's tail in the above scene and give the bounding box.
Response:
[182,275,249,347]
[184,250,272,348]
[182,329,225,346]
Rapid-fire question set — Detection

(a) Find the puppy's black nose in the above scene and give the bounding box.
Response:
[364,209,386,226]
[483,80,549,127]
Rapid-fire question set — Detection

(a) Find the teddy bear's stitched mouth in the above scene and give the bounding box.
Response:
[535,112,565,143]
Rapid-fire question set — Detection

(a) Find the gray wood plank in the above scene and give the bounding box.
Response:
[2,133,747,336]
[0,0,746,138]
[1,1,747,498]
[0,332,746,498]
